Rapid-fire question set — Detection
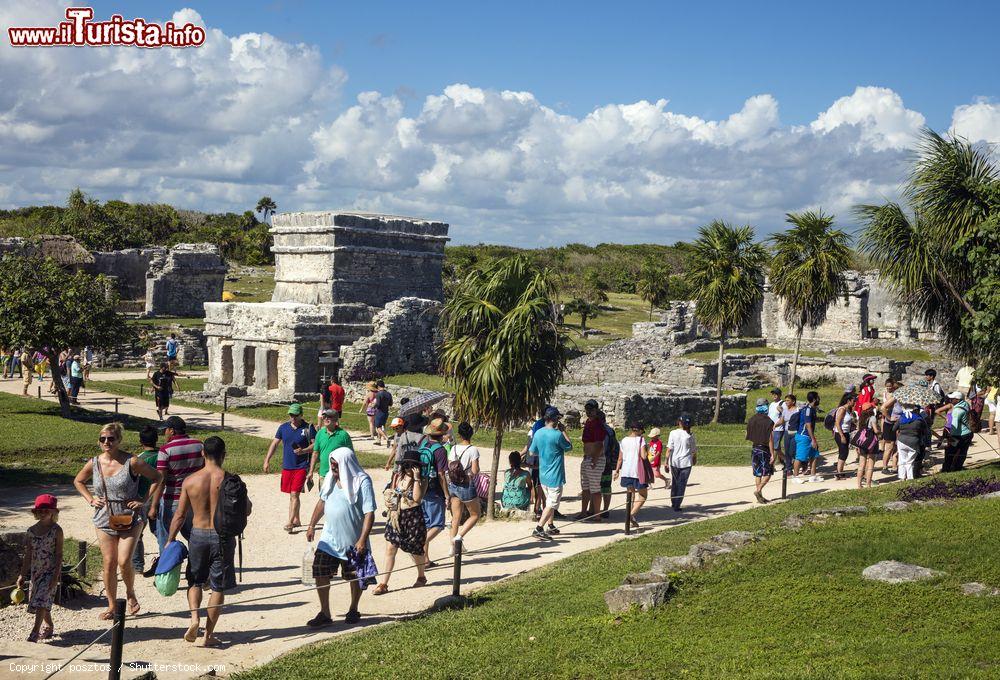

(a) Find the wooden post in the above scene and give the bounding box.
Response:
[37,385,41,399]
[108,598,126,680]
[451,537,463,597]
[139,384,144,397]
[114,397,119,414]
[624,489,634,535]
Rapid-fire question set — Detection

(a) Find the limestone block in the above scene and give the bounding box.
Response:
[861,560,945,583]
[622,571,670,585]
[650,555,703,573]
[604,581,672,613]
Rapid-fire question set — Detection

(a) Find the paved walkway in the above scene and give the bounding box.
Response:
[1,373,997,680]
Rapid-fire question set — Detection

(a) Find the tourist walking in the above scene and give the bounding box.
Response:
[361,381,378,440]
[448,422,481,549]
[578,399,605,520]
[132,426,162,575]
[383,417,408,478]
[17,494,63,642]
[306,447,376,627]
[167,436,251,646]
[263,403,316,533]
[165,333,179,369]
[420,418,451,565]
[501,451,532,510]
[647,428,667,488]
[373,381,393,446]
[614,423,650,527]
[321,374,346,419]
[20,348,33,395]
[154,416,204,553]
[144,346,156,379]
[778,393,799,468]
[522,405,550,520]
[745,398,775,503]
[529,408,572,539]
[600,412,619,519]
[666,414,697,511]
[792,391,821,483]
[305,409,354,484]
[857,373,877,415]
[150,362,180,420]
[855,400,881,489]
[880,378,902,473]
[83,346,94,380]
[68,353,84,404]
[942,391,973,472]
[833,392,858,480]
[74,422,162,620]
[373,449,427,595]
[766,388,784,469]
[895,402,928,480]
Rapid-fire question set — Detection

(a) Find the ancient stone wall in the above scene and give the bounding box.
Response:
[339,298,443,382]
[551,383,746,427]
[87,249,159,299]
[96,327,207,368]
[270,212,448,307]
[145,243,227,317]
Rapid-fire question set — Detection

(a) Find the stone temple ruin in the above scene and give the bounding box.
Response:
[204,212,448,401]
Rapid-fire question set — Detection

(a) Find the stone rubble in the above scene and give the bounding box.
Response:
[861,561,945,583]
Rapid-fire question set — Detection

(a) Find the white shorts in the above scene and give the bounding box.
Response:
[542,485,563,511]
[987,400,998,413]
[580,459,603,493]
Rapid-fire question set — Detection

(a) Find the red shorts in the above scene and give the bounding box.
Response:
[281,468,308,493]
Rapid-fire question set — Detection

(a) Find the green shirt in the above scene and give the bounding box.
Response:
[315,426,353,477]
[136,448,158,498]
[952,401,972,437]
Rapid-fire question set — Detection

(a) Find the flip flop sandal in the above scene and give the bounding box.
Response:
[372,583,389,596]
[284,524,294,532]
[39,626,53,640]
[413,576,428,587]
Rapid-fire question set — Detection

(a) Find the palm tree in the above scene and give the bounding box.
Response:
[635,259,670,321]
[857,129,996,364]
[439,255,569,519]
[687,221,768,422]
[768,211,852,392]
[255,196,277,222]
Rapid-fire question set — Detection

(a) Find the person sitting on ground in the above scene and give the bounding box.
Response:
[74,422,162,620]
[448,422,482,550]
[577,399,605,521]
[667,414,697,511]
[501,451,532,510]
[263,403,316,533]
[168,436,251,647]
[528,408,572,540]
[306,447,375,627]
[834,392,858,480]
[792,391,821,484]
[745,398,776,503]
[17,494,63,643]
[614,423,650,527]
[373,449,427,595]
[420,418,451,567]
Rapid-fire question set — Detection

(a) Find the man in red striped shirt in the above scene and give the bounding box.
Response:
[154,416,204,554]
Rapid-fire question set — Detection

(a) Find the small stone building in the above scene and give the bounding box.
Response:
[204,212,449,401]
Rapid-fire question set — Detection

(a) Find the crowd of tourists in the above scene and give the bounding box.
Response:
[744,367,987,503]
[1,346,92,402]
[11,366,989,645]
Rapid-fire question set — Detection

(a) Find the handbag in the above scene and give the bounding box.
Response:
[96,456,136,532]
[635,438,653,484]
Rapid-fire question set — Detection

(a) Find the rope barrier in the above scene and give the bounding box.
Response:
[41,621,119,680]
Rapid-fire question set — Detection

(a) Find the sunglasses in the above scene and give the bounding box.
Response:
[99,436,116,443]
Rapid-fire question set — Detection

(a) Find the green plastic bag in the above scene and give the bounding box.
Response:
[154,564,181,597]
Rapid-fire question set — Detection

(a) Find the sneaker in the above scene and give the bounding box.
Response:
[810,475,821,483]
[306,612,333,628]
[553,510,566,519]
[792,476,806,484]
[546,524,561,535]
[344,610,361,625]
[531,527,551,540]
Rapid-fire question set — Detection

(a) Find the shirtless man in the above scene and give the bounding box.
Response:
[167,436,251,647]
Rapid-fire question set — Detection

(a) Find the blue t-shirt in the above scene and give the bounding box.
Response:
[275,421,316,470]
[318,476,376,560]
[796,405,816,436]
[165,338,179,358]
[529,426,572,487]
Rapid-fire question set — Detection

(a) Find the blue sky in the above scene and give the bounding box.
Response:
[3,0,999,245]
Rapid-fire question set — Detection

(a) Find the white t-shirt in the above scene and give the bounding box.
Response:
[768,401,784,432]
[667,429,696,468]
[618,436,645,479]
[448,443,480,474]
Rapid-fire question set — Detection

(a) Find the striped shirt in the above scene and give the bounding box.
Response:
[157,435,204,507]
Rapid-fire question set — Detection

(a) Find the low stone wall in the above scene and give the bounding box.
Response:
[97,327,207,368]
[339,298,443,382]
[551,383,746,427]
[145,243,227,317]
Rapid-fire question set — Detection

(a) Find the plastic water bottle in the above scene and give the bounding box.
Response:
[301,546,316,586]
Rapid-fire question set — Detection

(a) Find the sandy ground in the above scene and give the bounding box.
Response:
[2,374,997,679]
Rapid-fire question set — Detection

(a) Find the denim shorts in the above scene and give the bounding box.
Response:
[620,476,648,490]
[448,481,478,502]
[422,490,446,529]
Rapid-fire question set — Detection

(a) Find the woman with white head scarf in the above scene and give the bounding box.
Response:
[306,447,375,628]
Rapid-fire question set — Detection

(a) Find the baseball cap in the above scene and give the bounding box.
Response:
[755,397,768,407]
[33,494,58,511]
[390,417,405,429]
[679,413,693,426]
[947,391,963,399]
[543,406,562,421]
[287,403,303,416]
[320,409,340,420]
[160,415,186,433]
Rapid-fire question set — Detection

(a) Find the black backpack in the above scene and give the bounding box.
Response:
[823,410,836,431]
[214,472,250,580]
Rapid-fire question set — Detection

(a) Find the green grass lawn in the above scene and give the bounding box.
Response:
[0,392,383,487]
[682,345,825,361]
[834,347,937,362]
[562,292,652,352]
[126,317,205,329]
[236,463,1000,680]
[224,266,276,303]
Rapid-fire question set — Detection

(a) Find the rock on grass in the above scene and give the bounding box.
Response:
[604,582,671,613]
[861,560,945,583]
[650,555,703,573]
